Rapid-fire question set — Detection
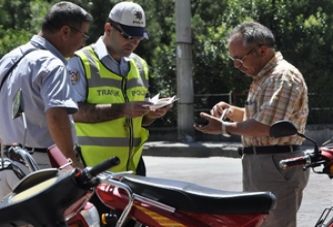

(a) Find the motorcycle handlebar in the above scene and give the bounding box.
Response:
[279,149,333,172]
[89,156,120,177]
[279,155,312,169]
[76,156,120,188]
[7,146,40,172]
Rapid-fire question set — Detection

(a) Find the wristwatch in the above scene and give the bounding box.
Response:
[222,122,231,137]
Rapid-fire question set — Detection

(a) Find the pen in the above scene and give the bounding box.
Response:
[245,100,255,105]
[220,108,229,121]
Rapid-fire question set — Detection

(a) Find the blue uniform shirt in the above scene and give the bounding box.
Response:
[0,35,78,148]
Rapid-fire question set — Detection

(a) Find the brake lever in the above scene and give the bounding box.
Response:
[306,160,326,170]
[308,160,330,173]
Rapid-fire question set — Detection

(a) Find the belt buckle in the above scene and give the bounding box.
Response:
[289,145,294,152]
[253,147,257,155]
[237,147,243,156]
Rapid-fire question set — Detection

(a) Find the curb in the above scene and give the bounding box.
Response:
[143,141,242,158]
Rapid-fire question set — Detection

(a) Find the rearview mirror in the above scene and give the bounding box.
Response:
[11,89,27,148]
[12,89,23,119]
[270,121,298,138]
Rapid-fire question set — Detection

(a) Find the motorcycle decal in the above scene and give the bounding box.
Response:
[134,204,187,227]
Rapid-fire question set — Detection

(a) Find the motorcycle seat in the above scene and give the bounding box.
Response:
[121,175,276,214]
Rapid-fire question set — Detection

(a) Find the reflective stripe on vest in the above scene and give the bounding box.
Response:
[74,46,149,172]
[78,136,142,147]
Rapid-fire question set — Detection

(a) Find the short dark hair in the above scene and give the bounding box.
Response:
[42,1,93,33]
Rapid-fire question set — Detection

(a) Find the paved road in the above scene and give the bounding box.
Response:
[143,156,333,227]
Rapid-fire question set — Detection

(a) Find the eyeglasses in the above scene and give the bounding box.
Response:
[228,47,256,64]
[68,25,90,41]
[111,23,144,41]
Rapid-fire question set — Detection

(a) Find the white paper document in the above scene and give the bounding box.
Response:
[146,93,179,110]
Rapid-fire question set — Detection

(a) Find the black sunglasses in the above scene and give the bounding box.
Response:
[111,23,144,41]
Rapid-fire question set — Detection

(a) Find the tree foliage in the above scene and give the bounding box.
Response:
[1,0,333,125]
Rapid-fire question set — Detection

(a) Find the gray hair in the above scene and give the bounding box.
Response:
[227,22,275,49]
[42,1,93,33]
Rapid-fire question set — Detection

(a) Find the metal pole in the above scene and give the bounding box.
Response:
[175,0,194,142]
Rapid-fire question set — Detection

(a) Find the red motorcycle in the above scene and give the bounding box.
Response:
[48,148,276,227]
[270,120,333,227]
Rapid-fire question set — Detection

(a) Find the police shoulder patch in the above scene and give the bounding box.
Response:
[69,70,80,84]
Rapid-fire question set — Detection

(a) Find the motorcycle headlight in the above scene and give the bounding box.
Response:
[79,203,100,227]
[67,202,100,227]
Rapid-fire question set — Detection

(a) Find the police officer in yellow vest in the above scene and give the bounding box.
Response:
[67,1,170,176]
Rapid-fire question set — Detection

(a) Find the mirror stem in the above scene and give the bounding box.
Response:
[297,132,321,156]
[22,112,27,149]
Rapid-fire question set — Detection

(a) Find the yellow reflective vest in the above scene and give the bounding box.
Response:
[74,46,149,173]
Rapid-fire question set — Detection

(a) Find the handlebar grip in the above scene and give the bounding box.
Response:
[279,155,311,169]
[89,156,120,177]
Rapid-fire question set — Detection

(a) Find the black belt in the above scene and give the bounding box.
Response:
[4,145,48,153]
[242,145,300,155]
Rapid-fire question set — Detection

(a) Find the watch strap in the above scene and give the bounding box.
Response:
[222,122,231,137]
